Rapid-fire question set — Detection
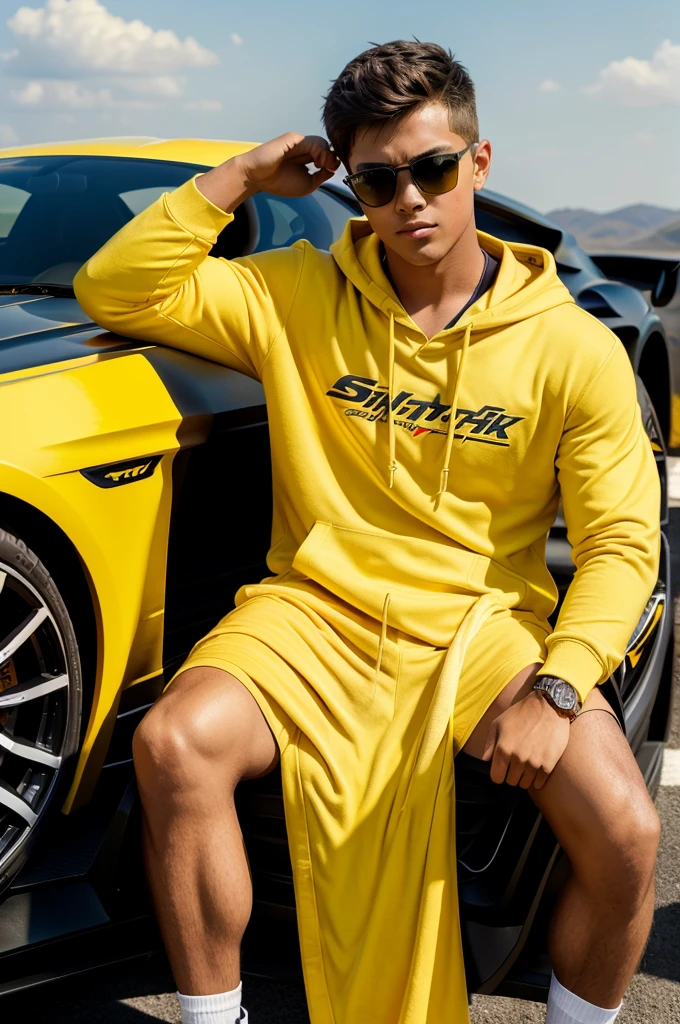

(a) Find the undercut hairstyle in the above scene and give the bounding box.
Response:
[322,40,479,170]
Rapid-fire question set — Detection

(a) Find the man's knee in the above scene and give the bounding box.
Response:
[572,788,660,905]
[132,666,278,792]
[606,793,660,879]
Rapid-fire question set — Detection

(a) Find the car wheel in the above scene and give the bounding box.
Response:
[0,528,82,888]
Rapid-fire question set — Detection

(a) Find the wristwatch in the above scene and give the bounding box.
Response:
[532,676,583,721]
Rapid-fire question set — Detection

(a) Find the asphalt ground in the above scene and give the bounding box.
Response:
[6,514,680,1023]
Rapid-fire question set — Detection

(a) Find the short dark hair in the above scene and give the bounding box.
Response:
[322,40,479,170]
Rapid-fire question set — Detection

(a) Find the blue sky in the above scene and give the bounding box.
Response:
[0,0,678,214]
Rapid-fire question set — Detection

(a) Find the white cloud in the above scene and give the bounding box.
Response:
[117,75,184,98]
[631,130,656,145]
[231,33,243,46]
[0,124,20,143]
[539,79,561,93]
[181,98,222,111]
[2,0,220,112]
[9,76,186,109]
[11,78,112,107]
[6,0,218,76]
[11,80,41,103]
[583,38,680,106]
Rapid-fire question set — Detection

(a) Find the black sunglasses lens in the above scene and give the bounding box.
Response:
[411,154,460,194]
[348,150,466,205]
[350,168,395,207]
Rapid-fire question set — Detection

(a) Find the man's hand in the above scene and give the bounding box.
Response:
[196,133,341,214]
[481,689,570,790]
[237,132,340,197]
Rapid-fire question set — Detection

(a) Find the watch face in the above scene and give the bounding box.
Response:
[552,679,576,710]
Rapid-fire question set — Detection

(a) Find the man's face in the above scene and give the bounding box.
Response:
[346,102,491,266]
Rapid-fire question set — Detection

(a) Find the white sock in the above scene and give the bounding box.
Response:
[176,981,246,1023]
[546,971,622,1023]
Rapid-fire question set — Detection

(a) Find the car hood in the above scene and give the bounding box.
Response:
[0,293,142,377]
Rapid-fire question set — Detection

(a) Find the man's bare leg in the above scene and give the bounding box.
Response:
[132,666,279,995]
[462,664,660,1009]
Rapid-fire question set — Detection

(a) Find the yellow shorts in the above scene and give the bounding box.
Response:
[166,578,551,1024]
[168,579,550,757]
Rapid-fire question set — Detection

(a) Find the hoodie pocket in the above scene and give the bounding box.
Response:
[291,521,525,644]
[292,521,479,599]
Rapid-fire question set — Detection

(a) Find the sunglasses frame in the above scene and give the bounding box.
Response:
[342,141,478,208]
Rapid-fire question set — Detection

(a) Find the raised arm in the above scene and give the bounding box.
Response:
[73,134,340,380]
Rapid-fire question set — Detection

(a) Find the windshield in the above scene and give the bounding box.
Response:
[0,154,208,289]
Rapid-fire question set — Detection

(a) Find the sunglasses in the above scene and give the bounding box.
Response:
[343,142,477,208]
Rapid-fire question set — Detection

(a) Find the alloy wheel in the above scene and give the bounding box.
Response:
[0,558,74,874]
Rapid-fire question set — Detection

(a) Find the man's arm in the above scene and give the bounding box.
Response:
[73,134,339,380]
[538,336,661,703]
[483,334,660,787]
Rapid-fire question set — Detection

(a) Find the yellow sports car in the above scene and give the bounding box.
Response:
[0,138,673,1001]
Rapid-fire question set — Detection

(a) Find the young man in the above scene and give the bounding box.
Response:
[74,41,661,1024]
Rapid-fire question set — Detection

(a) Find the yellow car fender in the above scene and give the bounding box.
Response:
[0,351,185,809]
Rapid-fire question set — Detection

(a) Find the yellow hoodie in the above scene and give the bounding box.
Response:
[74,173,661,707]
[74,174,662,1024]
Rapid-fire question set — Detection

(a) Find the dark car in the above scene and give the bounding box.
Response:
[0,141,673,1007]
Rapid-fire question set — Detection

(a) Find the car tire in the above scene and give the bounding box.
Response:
[636,374,667,464]
[0,528,83,890]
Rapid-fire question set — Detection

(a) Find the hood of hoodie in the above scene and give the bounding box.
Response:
[329,215,574,336]
[329,216,576,502]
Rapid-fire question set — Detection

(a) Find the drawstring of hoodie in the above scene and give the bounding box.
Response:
[387,312,398,489]
[436,319,473,503]
[376,316,473,683]
[384,312,474,504]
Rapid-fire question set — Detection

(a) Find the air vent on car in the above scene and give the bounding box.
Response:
[576,288,620,318]
[610,325,639,346]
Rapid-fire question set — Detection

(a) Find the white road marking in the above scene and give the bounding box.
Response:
[667,457,680,506]
[660,747,680,786]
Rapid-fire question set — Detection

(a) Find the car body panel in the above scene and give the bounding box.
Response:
[0,320,268,808]
[588,252,680,447]
[0,348,182,808]
[0,137,257,165]
[0,296,136,376]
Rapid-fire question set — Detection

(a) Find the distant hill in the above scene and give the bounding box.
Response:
[626,218,680,252]
[546,203,680,252]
